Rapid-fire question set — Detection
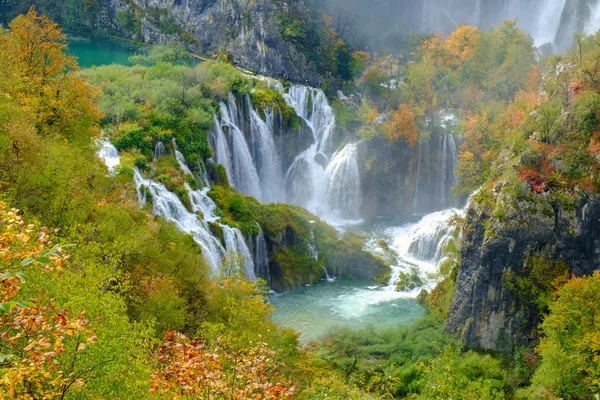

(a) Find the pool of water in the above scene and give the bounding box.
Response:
[270,278,426,344]
[67,38,140,68]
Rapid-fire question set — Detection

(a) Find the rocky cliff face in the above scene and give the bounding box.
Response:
[446,182,600,352]
[105,0,322,81]
[357,132,461,219]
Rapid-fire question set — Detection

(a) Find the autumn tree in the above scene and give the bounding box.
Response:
[529,272,600,399]
[383,104,419,146]
[0,7,102,139]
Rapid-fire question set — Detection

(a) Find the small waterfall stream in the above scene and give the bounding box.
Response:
[153,141,167,159]
[255,224,270,285]
[97,139,120,172]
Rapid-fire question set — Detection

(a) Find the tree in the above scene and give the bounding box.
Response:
[0,7,102,138]
[529,272,600,399]
[383,104,419,146]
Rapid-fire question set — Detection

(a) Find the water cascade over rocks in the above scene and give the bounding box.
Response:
[97,140,258,279]
[133,168,225,271]
[255,224,270,285]
[366,207,464,295]
[97,139,120,173]
[153,141,167,159]
[325,143,362,219]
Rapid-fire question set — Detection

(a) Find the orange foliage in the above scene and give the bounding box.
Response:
[150,331,295,399]
[383,104,419,146]
[422,25,481,67]
[0,7,102,137]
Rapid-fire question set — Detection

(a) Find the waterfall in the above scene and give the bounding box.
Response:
[370,207,464,294]
[585,1,600,36]
[325,143,362,219]
[97,139,120,173]
[308,228,319,261]
[416,0,600,52]
[436,133,459,210]
[533,0,568,46]
[223,226,256,280]
[175,150,193,176]
[133,168,225,270]
[255,224,270,284]
[153,141,167,159]
[282,85,351,220]
[249,107,284,203]
[218,96,262,199]
[413,142,422,215]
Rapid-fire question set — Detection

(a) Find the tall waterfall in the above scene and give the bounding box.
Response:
[437,133,458,209]
[210,85,363,222]
[418,0,600,51]
[217,95,261,199]
[325,143,362,219]
[282,86,362,221]
[249,107,283,203]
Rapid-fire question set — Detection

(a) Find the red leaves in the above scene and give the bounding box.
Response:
[150,331,295,399]
[0,203,95,398]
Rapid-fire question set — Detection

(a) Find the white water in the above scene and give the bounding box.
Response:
[153,141,167,159]
[218,95,262,199]
[249,107,284,203]
[210,85,363,224]
[419,0,600,51]
[325,143,362,219]
[133,168,225,270]
[97,139,120,173]
[255,224,270,284]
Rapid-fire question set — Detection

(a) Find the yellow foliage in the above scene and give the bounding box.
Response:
[383,104,419,146]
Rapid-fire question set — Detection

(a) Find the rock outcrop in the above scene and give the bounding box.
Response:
[108,0,323,81]
[446,183,600,352]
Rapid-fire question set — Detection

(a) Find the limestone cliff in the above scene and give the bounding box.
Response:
[104,0,320,81]
[446,181,600,352]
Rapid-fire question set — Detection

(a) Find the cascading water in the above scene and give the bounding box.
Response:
[324,143,362,219]
[249,106,284,203]
[133,168,225,270]
[218,95,262,199]
[153,141,167,159]
[255,224,270,284]
[282,86,358,221]
[366,207,464,295]
[417,0,600,51]
[96,139,258,279]
[97,139,120,173]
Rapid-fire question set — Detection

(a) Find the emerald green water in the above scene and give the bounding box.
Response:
[67,38,198,68]
[270,278,425,344]
[67,38,140,68]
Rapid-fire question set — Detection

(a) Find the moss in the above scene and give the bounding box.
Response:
[276,247,322,288]
[396,266,424,291]
[207,184,389,290]
[503,256,571,313]
[214,164,230,187]
[208,221,224,244]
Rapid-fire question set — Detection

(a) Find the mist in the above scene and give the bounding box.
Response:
[315,0,600,52]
